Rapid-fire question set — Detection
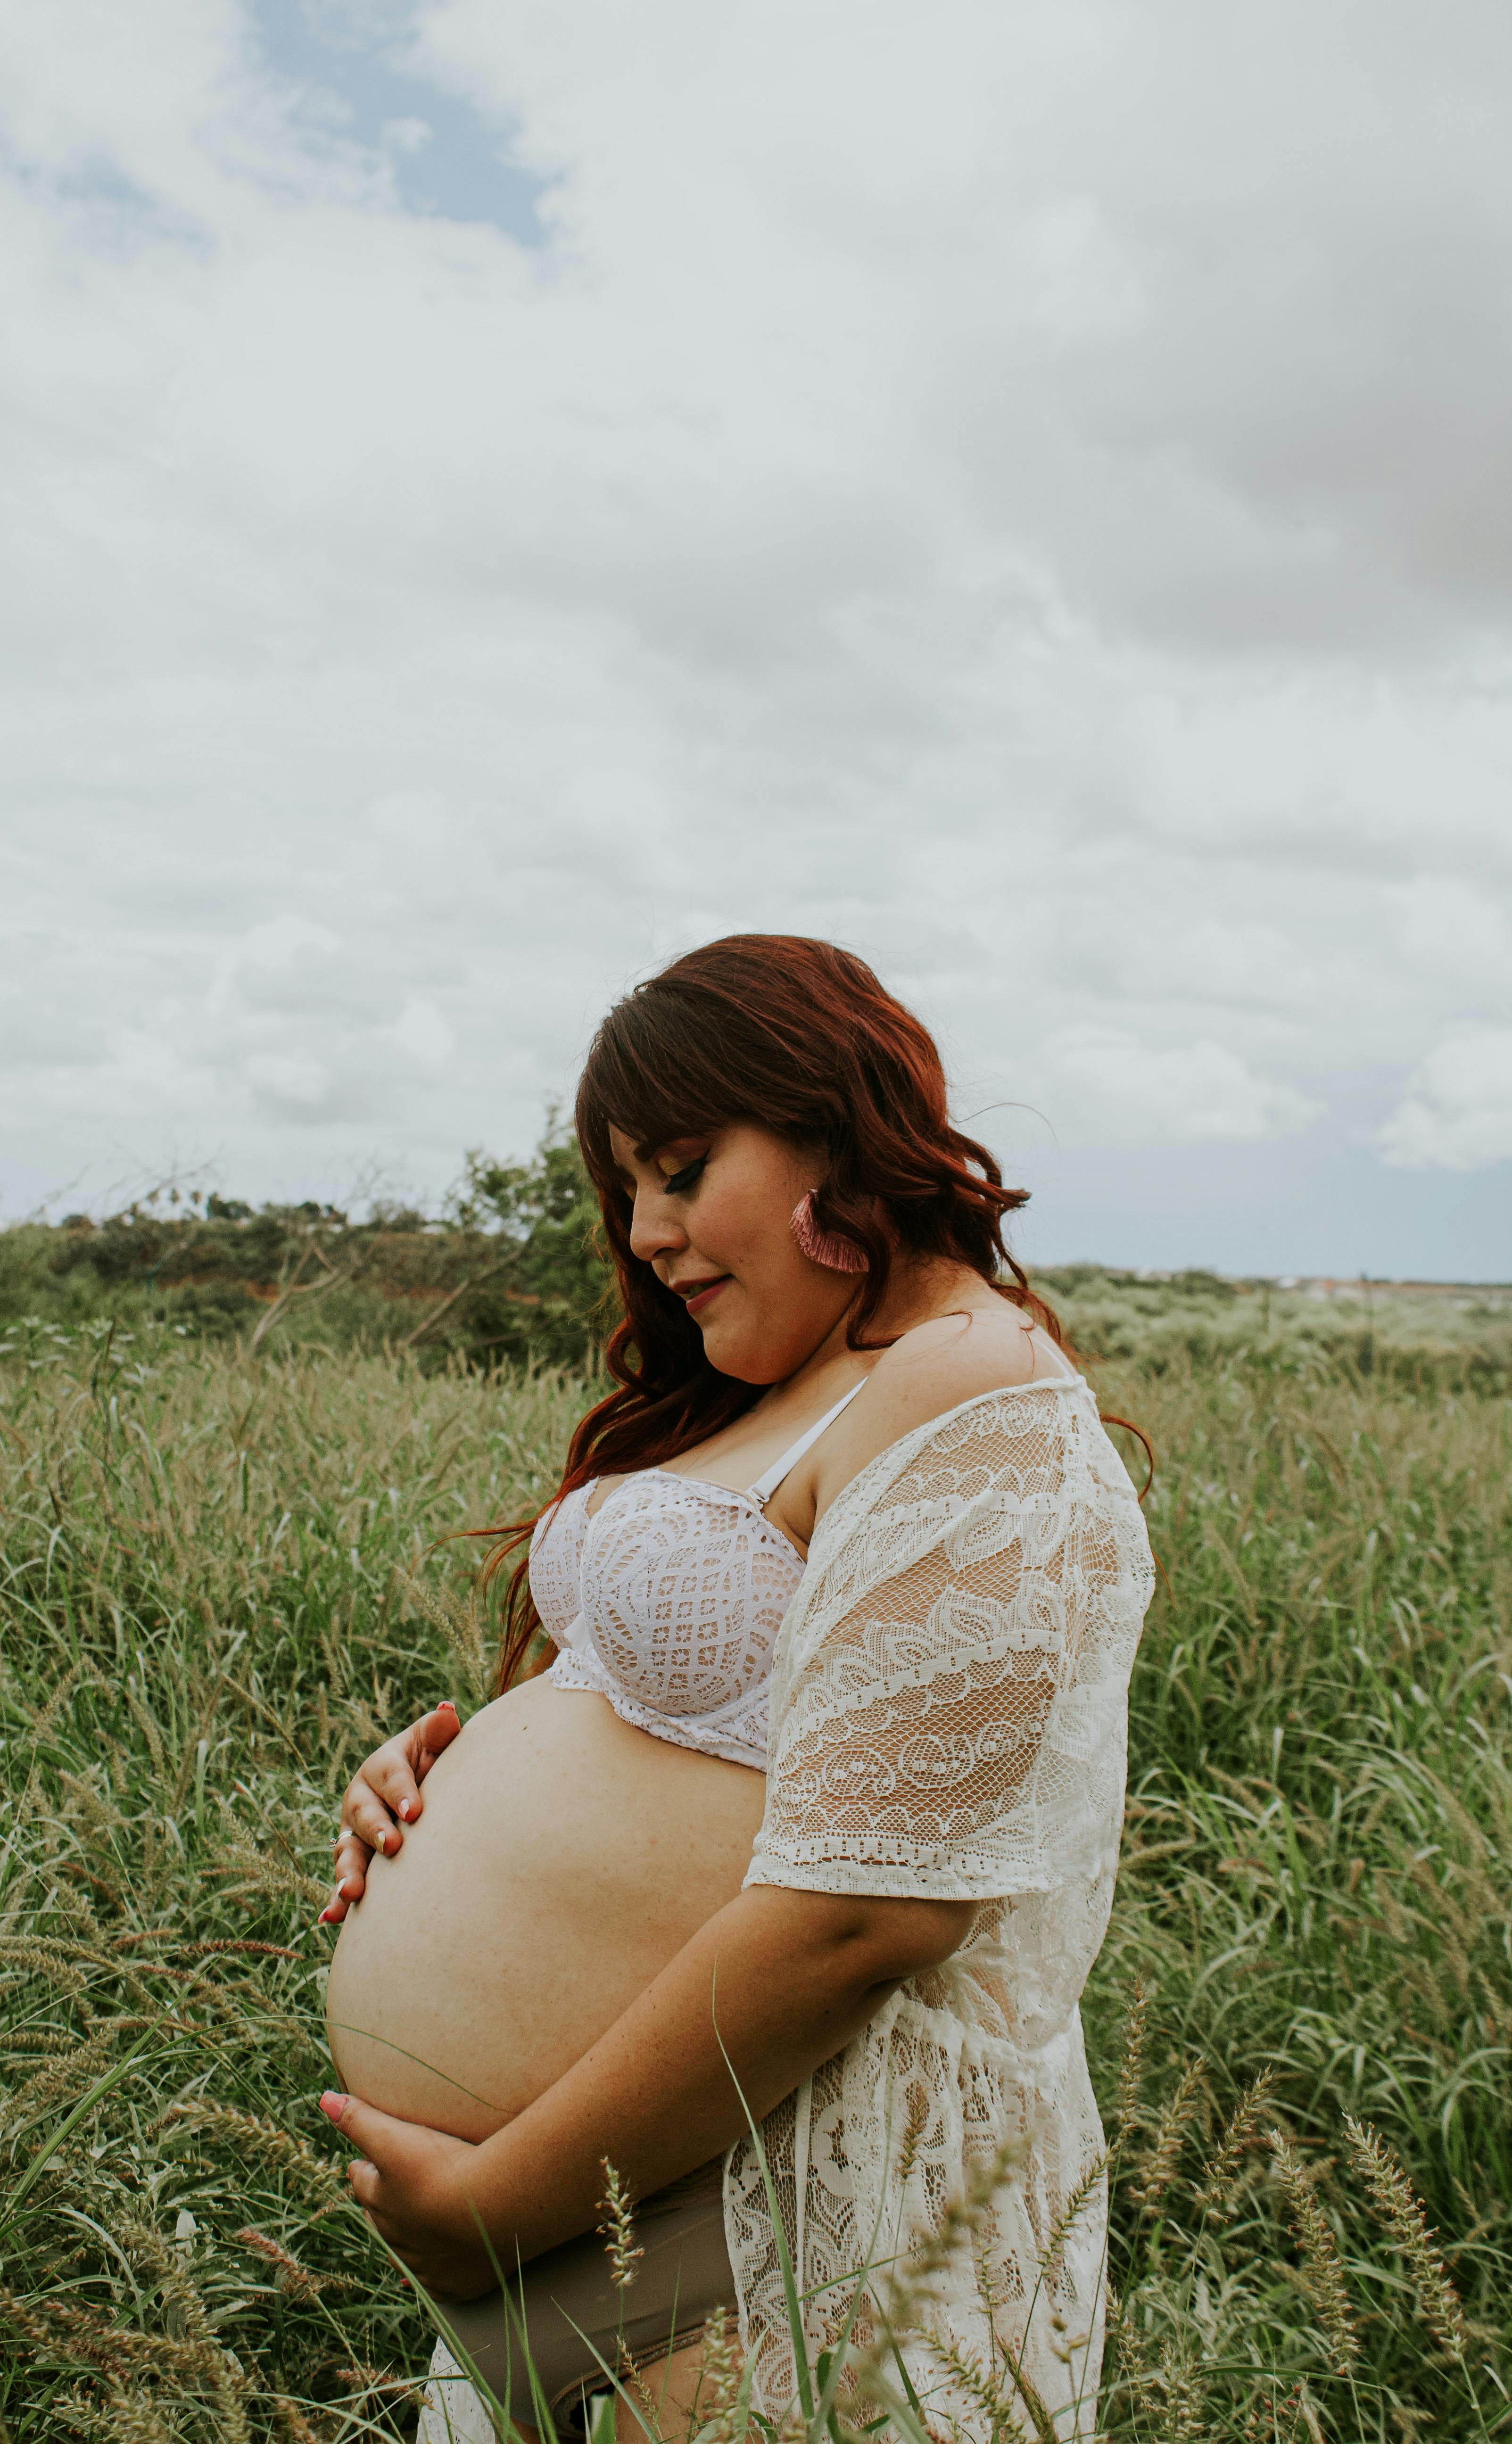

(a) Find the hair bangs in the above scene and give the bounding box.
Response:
[576,983,794,1196]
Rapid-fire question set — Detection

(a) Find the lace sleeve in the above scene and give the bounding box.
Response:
[744,1383,1152,1902]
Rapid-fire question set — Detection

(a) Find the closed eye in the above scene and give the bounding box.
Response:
[665,1154,708,1196]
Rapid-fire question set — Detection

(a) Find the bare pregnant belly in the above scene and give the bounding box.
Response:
[324,1683,766,2143]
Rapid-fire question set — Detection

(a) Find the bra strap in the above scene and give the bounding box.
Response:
[747,1379,868,1508]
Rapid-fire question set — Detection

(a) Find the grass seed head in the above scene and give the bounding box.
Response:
[1133,2056,1206,2211]
[923,2327,1032,2443]
[1035,2152,1108,2299]
[690,2307,745,2442]
[164,2098,347,2202]
[1268,2131,1359,2380]
[233,2224,352,2299]
[598,2156,644,2290]
[1195,2066,1276,2213]
[1113,1980,1148,2145]
[1343,2114,1468,2361]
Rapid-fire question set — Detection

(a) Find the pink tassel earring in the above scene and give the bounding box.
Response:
[791,1193,868,1274]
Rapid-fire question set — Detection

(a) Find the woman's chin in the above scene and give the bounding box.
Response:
[696,1306,797,1383]
[701,1334,780,1383]
[694,1316,760,1378]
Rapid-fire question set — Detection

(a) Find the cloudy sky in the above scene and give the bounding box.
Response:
[3,1,1510,1276]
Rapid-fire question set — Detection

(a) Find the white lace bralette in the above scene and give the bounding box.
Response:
[529,1380,866,1770]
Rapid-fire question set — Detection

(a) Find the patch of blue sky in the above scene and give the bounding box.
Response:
[5,148,208,252]
[251,0,550,244]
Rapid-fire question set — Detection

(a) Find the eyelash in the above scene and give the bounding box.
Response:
[665,1154,708,1196]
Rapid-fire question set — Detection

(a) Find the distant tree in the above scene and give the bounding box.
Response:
[453,1123,616,1368]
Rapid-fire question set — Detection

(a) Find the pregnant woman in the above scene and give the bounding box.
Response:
[318,935,1154,2442]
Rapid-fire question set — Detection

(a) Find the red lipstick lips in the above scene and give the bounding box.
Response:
[678,1276,729,1320]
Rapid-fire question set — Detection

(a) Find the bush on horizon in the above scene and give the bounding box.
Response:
[3,1134,1508,1393]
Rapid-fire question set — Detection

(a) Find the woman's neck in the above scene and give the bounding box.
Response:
[781,1257,995,1394]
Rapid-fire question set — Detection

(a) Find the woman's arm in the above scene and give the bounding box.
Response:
[323,1883,973,2295]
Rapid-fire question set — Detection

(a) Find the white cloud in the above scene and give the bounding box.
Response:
[0,1,1510,1269]
[240,917,343,971]
[1033,1027,1322,1146]
[1379,1032,1512,1171]
[388,995,453,1070]
[244,1050,331,1108]
[1384,877,1512,991]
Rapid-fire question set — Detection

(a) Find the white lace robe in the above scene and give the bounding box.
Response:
[421,1375,1151,2443]
[728,1378,1154,2436]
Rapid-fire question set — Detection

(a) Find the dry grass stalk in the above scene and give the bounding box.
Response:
[1112,1981,1148,2145]
[233,2223,352,2299]
[0,1935,94,2000]
[1343,2114,1468,2361]
[987,2329,1060,2444]
[1268,2131,1359,2380]
[0,2021,124,2127]
[6,1313,1512,2436]
[1,2023,86,2054]
[0,2286,226,2388]
[1133,2056,1206,2209]
[164,2098,347,2202]
[1035,2153,1108,2301]
[333,2362,425,2408]
[598,2155,644,2289]
[617,2337,665,2427]
[690,2307,745,2443]
[108,2214,251,2444]
[1106,2285,1157,2418]
[396,1561,494,1707]
[271,2397,327,2444]
[87,2386,179,2444]
[174,1937,305,1962]
[1157,2340,1208,2442]
[211,1826,330,1912]
[1194,2067,1276,2213]
[25,1659,99,1755]
[922,2327,1031,2443]
[881,2135,1028,2327]
[849,2135,1056,2443]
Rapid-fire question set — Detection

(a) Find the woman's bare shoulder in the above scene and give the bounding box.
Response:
[815,1305,1074,1508]
[871,1304,1065,1415]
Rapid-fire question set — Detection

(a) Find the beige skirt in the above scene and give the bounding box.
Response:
[418,2157,735,2441]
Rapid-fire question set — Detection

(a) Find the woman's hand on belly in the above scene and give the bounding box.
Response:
[317,2091,496,2299]
[321,1701,463,1924]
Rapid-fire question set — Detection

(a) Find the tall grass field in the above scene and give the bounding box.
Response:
[1,1291,1509,2440]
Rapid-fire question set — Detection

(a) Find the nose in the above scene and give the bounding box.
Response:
[628,1183,688,1267]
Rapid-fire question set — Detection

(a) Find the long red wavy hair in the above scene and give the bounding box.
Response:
[480,934,1073,1688]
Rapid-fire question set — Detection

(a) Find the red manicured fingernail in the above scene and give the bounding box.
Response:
[319,2091,347,2124]
[318,1907,338,1925]
[397,1800,413,1821]
[436,1699,458,1714]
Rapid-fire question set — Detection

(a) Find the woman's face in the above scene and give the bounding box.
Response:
[608,1120,859,1384]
